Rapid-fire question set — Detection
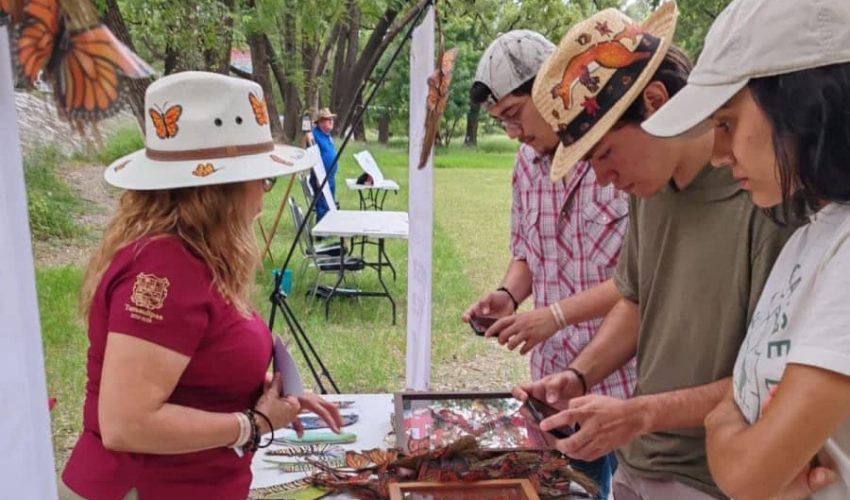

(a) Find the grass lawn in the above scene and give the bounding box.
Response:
[36,135,529,469]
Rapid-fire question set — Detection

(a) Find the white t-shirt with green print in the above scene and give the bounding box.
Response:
[733,203,850,500]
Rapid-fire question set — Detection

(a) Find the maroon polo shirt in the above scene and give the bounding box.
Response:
[63,236,272,500]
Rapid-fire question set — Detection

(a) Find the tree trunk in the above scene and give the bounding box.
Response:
[101,0,149,131]
[378,111,390,144]
[266,35,301,143]
[464,103,479,146]
[248,33,283,139]
[164,45,180,75]
[335,0,430,135]
[204,0,236,73]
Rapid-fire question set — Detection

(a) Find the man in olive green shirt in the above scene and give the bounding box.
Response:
[510,6,794,499]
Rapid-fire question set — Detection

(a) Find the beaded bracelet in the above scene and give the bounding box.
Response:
[229,412,251,448]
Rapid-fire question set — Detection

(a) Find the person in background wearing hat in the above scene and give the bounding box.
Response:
[311,107,339,221]
[60,72,342,499]
[643,0,850,498]
[511,3,795,498]
[463,29,635,499]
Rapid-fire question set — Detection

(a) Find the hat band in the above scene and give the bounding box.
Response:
[558,33,661,148]
[145,141,275,161]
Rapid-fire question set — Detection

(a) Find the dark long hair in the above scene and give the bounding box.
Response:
[749,62,850,223]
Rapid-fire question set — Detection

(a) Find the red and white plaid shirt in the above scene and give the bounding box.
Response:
[511,144,635,399]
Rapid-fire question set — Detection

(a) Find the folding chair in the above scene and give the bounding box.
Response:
[288,197,365,301]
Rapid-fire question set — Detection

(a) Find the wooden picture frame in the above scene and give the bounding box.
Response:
[388,479,540,500]
[393,391,543,454]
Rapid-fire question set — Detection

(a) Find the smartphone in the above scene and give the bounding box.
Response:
[469,316,498,336]
[522,395,578,439]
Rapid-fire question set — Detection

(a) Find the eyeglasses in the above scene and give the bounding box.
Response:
[263,177,277,192]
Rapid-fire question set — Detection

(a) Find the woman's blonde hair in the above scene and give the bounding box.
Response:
[80,183,259,317]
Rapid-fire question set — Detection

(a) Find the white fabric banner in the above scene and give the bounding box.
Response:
[0,26,58,497]
[405,7,435,391]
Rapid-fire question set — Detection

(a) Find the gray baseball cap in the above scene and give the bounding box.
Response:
[474,30,555,107]
[643,0,850,137]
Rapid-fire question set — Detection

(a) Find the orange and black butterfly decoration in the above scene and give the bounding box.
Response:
[149,103,182,139]
[248,92,268,126]
[418,10,457,169]
[8,0,155,125]
[192,163,219,177]
[0,0,23,24]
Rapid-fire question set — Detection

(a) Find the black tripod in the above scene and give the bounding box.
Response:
[267,0,434,394]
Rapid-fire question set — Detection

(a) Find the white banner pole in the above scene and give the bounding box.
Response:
[0,25,58,497]
[405,7,435,391]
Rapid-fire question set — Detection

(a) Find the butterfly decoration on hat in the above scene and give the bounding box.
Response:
[1,0,155,127]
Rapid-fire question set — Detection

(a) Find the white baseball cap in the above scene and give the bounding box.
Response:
[643,0,850,137]
[473,30,555,106]
[106,71,314,190]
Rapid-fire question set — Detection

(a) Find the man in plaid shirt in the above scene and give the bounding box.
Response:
[464,30,636,499]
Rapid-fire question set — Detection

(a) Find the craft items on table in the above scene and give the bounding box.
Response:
[394,392,538,454]
[306,436,597,499]
[248,478,327,500]
[263,444,347,473]
[388,478,539,500]
[274,431,358,446]
[294,413,359,430]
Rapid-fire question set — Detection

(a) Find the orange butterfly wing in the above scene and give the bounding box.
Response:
[0,0,23,24]
[249,92,269,126]
[149,108,167,139]
[163,104,182,137]
[16,0,60,83]
[55,24,155,119]
[149,104,181,139]
[344,450,370,469]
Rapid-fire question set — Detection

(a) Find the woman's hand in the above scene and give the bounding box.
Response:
[254,373,301,433]
[295,393,344,437]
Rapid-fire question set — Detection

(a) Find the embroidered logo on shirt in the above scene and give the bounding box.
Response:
[126,273,170,323]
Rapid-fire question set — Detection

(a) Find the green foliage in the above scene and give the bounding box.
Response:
[96,123,145,165]
[24,147,87,240]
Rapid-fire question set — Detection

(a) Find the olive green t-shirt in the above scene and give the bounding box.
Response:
[614,166,795,499]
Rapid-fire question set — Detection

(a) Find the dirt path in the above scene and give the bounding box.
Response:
[33,163,120,268]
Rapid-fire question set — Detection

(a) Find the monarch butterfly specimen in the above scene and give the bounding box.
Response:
[149,104,182,139]
[15,0,155,121]
[248,92,268,126]
[418,47,457,169]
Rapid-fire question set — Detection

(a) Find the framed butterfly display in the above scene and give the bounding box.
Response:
[6,0,155,125]
[393,392,544,455]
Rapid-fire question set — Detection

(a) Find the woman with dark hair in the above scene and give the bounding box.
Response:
[643,0,850,498]
[61,72,342,499]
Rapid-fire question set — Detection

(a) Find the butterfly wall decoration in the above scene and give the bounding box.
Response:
[3,0,155,127]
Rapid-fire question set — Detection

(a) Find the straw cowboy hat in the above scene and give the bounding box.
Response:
[314,108,337,123]
[106,71,311,190]
[532,1,678,181]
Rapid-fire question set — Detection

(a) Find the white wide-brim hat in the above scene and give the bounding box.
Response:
[106,71,314,190]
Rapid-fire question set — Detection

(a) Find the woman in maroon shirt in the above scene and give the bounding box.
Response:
[61,72,341,499]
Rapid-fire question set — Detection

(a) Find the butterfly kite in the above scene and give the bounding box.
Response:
[1,0,155,126]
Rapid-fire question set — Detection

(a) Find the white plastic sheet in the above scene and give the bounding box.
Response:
[0,25,58,498]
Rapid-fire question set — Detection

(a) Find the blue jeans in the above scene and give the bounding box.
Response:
[572,452,617,500]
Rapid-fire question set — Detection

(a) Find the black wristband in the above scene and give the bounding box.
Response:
[497,286,519,311]
[252,409,275,449]
[566,367,588,395]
